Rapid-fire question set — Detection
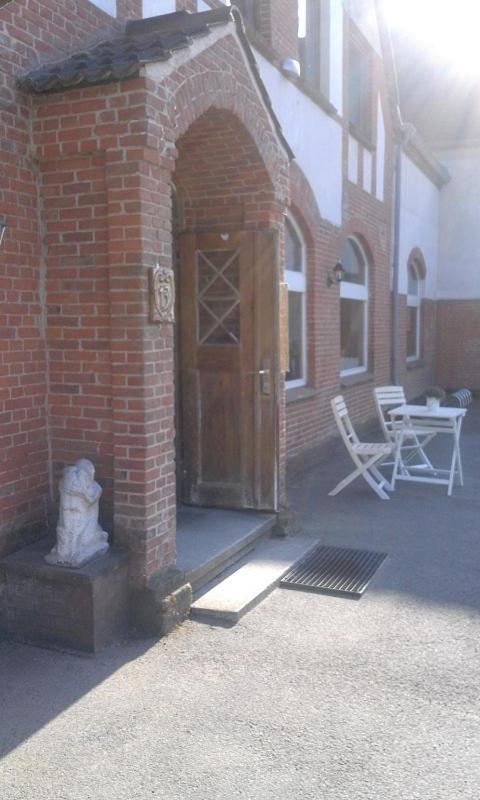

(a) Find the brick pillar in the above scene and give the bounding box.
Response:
[106,151,175,583]
[106,149,191,633]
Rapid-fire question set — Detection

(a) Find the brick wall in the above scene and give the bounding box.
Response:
[173,107,278,231]
[235,0,299,64]
[400,296,436,399]
[31,75,178,586]
[0,0,141,557]
[25,24,289,586]
[40,151,114,527]
[286,162,339,460]
[436,300,480,391]
[256,0,299,62]
[286,11,397,463]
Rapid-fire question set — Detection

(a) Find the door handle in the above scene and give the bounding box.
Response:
[246,360,271,395]
[260,359,271,395]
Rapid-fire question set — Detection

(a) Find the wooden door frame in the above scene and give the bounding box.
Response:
[176,229,280,512]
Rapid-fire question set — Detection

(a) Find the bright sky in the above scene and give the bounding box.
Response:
[298,0,306,38]
[383,0,480,76]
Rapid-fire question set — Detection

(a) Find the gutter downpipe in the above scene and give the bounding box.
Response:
[391,131,402,385]
[383,13,408,385]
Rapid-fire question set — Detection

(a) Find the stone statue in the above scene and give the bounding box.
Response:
[46,459,109,568]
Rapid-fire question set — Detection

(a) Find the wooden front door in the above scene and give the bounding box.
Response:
[178,230,278,511]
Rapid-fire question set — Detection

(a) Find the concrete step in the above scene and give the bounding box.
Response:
[190,536,317,624]
[176,506,276,592]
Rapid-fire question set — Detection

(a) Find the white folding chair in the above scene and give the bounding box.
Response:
[329,395,394,500]
[374,385,434,471]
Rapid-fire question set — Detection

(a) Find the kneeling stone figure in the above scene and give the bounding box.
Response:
[46,458,109,568]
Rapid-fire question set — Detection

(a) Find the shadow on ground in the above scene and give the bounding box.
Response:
[0,635,157,759]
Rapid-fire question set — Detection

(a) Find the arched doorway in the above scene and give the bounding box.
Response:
[172,107,281,511]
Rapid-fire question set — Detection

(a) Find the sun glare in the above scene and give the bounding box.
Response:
[384,0,480,76]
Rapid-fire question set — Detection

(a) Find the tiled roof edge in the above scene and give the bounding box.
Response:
[18,6,294,161]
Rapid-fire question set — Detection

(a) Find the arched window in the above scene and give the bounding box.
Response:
[285,214,307,388]
[339,237,369,375]
[407,258,424,361]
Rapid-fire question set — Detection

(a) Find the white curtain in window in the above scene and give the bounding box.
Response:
[340,238,368,375]
[285,216,307,388]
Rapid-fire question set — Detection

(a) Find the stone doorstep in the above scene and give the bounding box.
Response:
[0,539,130,653]
[189,536,319,624]
[176,507,277,592]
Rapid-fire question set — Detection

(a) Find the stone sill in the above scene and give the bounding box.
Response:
[340,371,374,388]
[286,386,317,404]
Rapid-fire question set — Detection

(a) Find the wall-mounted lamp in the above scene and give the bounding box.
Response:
[327,261,345,287]
[0,216,6,247]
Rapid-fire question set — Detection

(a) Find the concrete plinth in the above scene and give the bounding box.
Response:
[130,566,192,638]
[0,539,129,653]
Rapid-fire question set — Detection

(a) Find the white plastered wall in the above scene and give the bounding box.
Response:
[399,154,440,299]
[256,52,343,226]
[436,147,480,300]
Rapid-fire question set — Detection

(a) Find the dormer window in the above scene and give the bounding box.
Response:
[407,258,424,361]
[298,0,330,99]
[348,38,372,142]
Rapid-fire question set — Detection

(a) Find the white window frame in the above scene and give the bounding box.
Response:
[298,0,331,100]
[340,237,369,377]
[285,213,307,390]
[406,260,423,362]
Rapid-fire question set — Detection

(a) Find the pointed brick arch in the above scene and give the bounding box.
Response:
[161,32,290,204]
[173,106,280,231]
[407,247,427,280]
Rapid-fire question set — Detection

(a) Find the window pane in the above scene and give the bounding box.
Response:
[349,46,363,129]
[407,306,418,358]
[285,218,303,273]
[408,262,419,296]
[340,239,365,285]
[340,298,365,371]
[286,291,304,381]
[349,43,370,138]
[299,0,320,87]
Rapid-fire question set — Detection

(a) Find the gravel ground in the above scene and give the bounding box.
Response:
[1,404,479,799]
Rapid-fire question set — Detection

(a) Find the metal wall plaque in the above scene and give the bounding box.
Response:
[150,264,175,323]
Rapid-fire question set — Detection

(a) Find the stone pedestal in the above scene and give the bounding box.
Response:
[0,539,129,653]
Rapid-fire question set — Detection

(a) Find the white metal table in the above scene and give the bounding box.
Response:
[388,404,467,496]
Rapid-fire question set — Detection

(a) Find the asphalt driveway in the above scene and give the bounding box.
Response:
[1,403,479,799]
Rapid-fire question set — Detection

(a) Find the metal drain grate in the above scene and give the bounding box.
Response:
[280,544,387,598]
